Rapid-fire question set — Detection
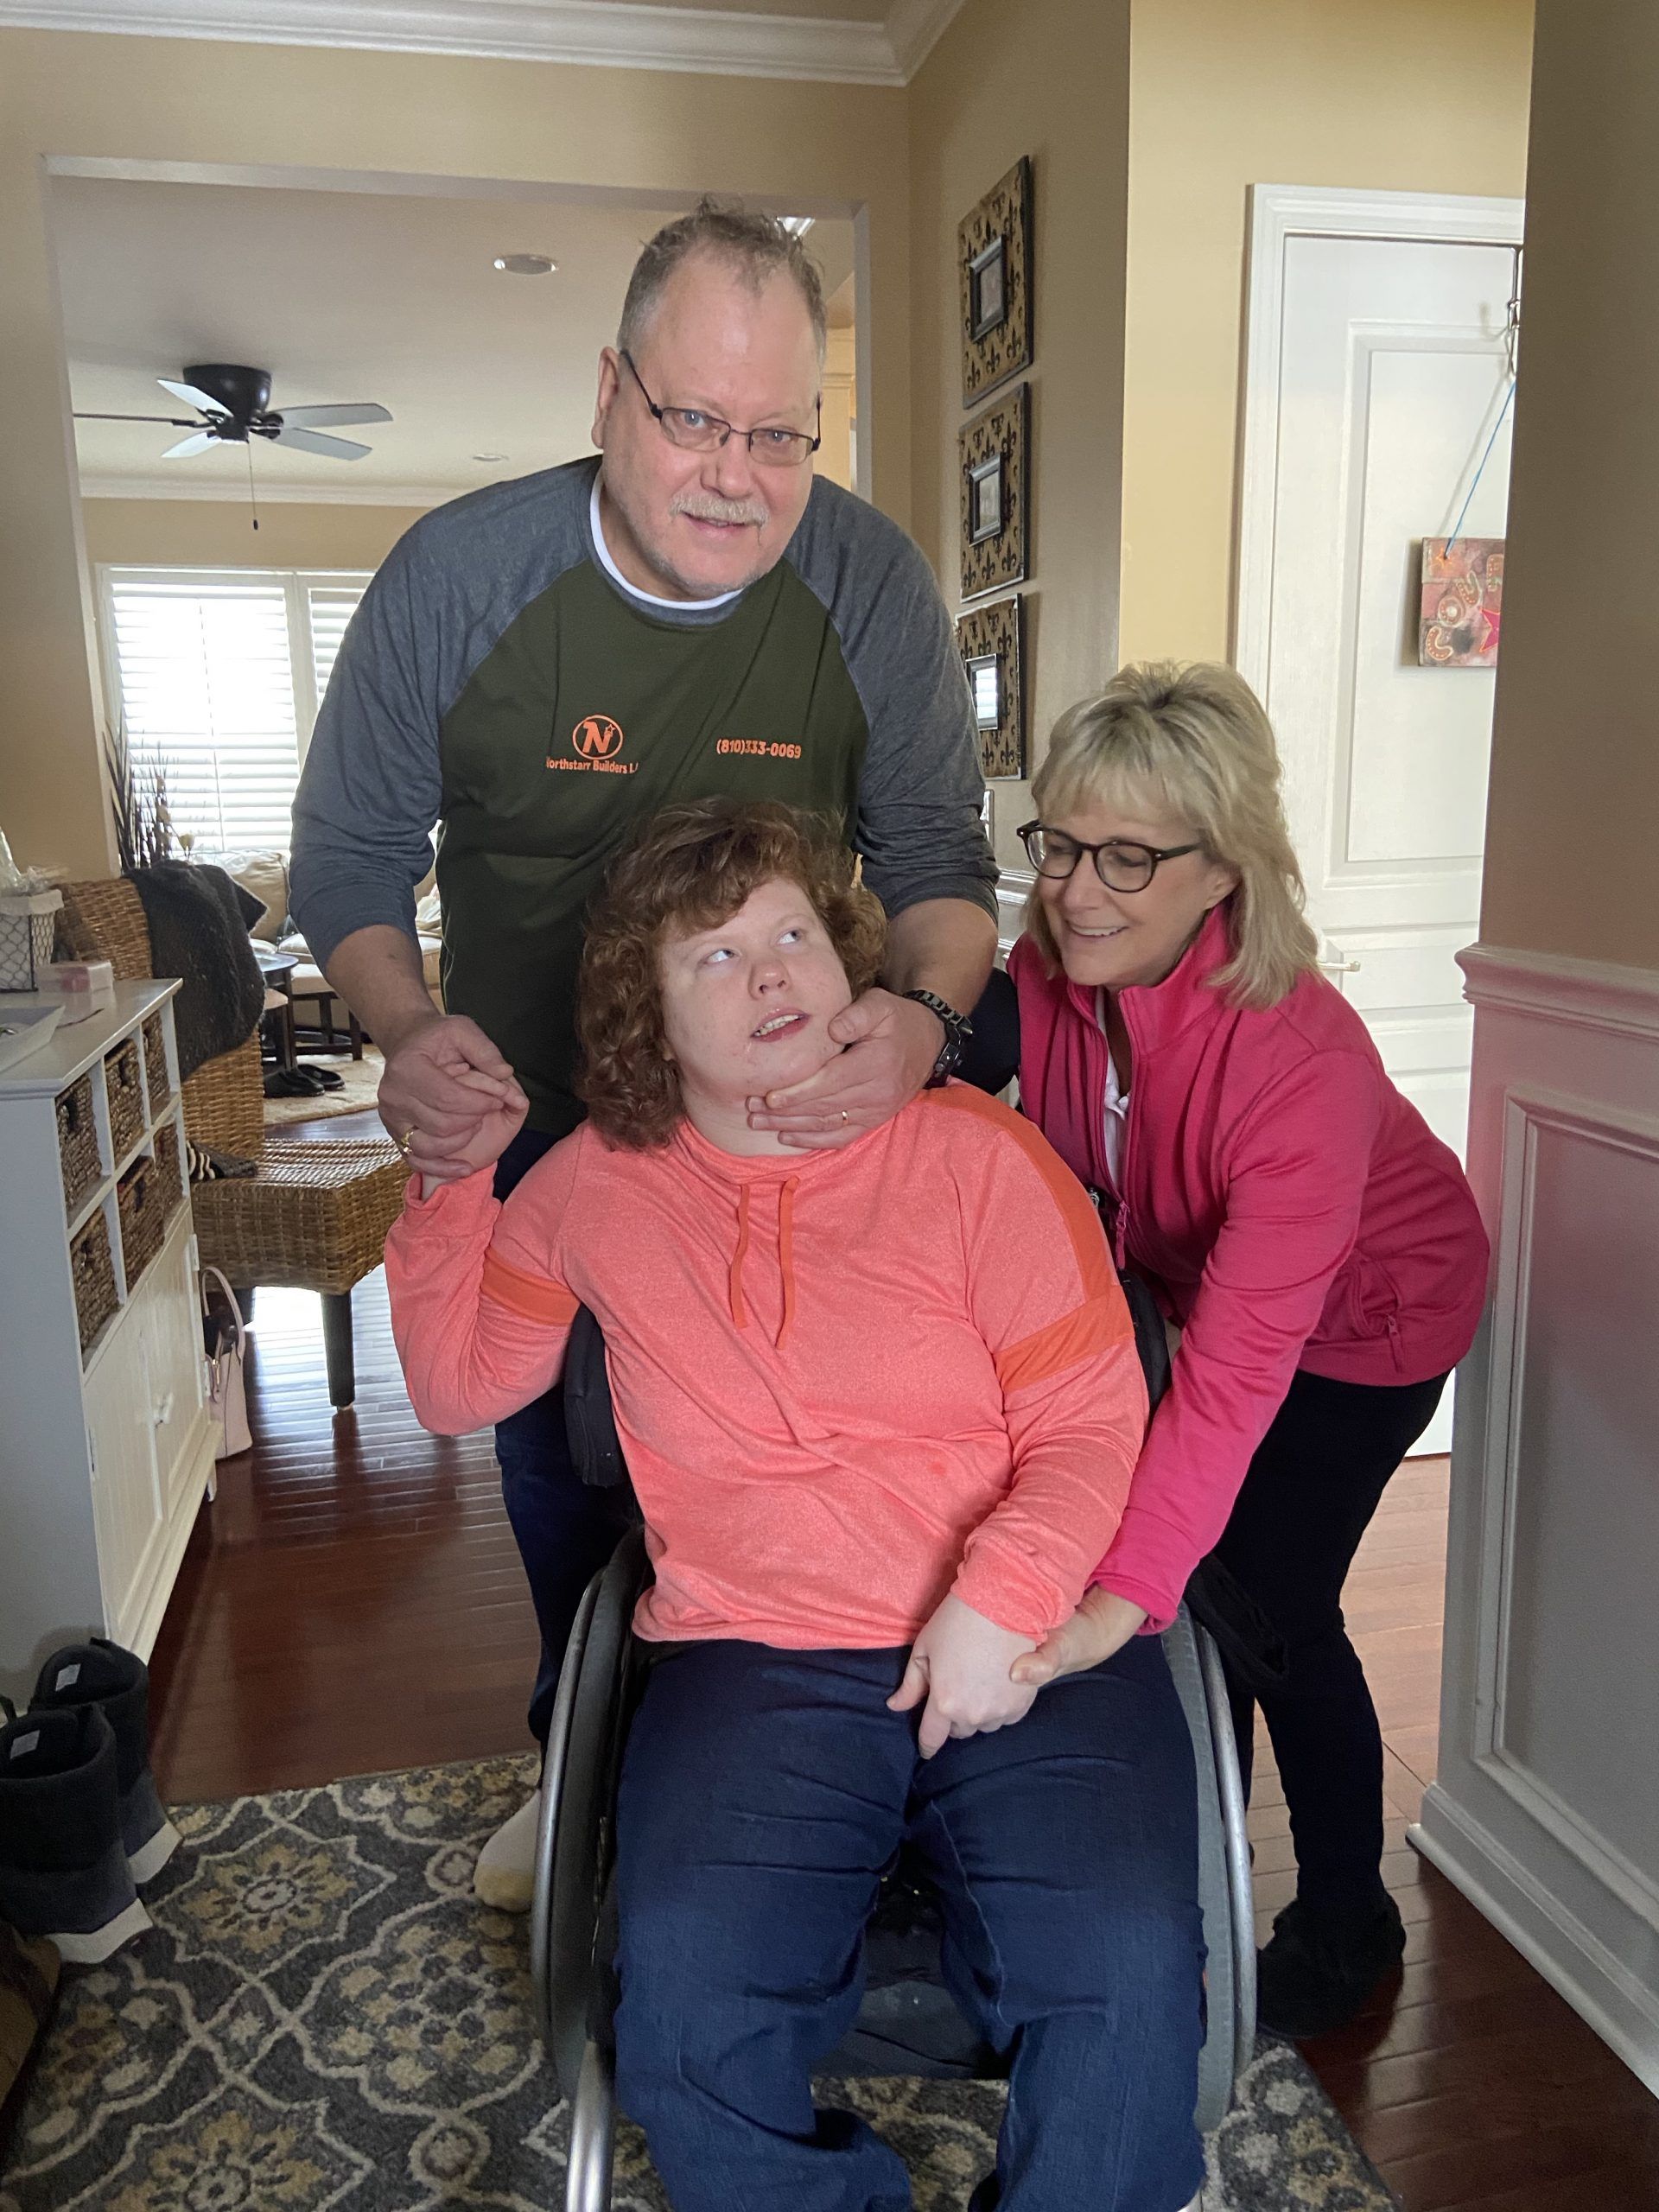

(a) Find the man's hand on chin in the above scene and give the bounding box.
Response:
[744,988,942,1149]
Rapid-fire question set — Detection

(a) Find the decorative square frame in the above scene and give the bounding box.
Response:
[958,384,1029,601]
[957,594,1026,781]
[958,156,1033,405]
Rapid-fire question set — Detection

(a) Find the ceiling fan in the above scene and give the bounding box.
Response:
[74,362,391,461]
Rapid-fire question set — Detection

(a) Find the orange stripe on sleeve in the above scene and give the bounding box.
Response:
[481,1248,579,1327]
[924,1084,1116,1302]
[995,1291,1134,1396]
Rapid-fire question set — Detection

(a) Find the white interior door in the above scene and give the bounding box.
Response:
[1238,188,1523,1452]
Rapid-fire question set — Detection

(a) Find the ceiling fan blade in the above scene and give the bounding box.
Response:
[162,431,219,460]
[274,425,371,461]
[73,411,199,424]
[277,403,392,429]
[158,377,231,417]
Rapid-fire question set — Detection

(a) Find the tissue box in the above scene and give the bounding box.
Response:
[41,959,116,1020]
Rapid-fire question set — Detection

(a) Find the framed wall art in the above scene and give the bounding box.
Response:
[957,593,1026,782]
[958,384,1029,601]
[1419,537,1503,666]
[958,156,1033,406]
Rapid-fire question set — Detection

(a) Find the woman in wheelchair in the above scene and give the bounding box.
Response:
[385,798,1205,2212]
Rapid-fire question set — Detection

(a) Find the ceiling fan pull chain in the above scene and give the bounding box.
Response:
[246,441,259,534]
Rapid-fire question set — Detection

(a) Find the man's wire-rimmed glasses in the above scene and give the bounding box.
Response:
[621,351,821,467]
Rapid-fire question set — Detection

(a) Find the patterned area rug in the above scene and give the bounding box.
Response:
[0,1755,1395,2212]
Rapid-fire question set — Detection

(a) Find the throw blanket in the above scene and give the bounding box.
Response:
[129,862,264,1081]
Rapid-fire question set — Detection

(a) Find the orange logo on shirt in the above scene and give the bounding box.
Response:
[548,713,637,776]
[572,715,625,760]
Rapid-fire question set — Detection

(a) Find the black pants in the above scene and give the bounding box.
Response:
[1215,1366,1446,1917]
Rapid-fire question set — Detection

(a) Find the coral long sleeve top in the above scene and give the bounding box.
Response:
[385,1084,1147,1649]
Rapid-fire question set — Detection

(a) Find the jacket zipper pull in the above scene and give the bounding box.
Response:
[1114,1199,1129,1274]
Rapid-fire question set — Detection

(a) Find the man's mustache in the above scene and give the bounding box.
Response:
[670,494,767,528]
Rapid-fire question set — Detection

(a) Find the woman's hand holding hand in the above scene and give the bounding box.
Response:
[887,1593,1038,1758]
[1009,1586,1149,1690]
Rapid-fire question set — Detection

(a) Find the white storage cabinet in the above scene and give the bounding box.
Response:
[0,982,217,1700]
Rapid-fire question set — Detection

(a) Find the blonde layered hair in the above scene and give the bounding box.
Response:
[1027,662,1318,1008]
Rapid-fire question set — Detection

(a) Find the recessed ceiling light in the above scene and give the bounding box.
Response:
[779,217,815,239]
[474,452,507,463]
[493,252,556,276]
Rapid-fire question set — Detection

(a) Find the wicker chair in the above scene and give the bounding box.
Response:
[59,879,408,1409]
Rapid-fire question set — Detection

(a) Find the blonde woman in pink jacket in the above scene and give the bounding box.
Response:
[1003,663,1489,2039]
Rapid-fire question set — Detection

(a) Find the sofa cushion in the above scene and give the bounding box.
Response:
[220,850,290,943]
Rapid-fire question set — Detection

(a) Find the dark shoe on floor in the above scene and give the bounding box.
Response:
[1255,1892,1406,2039]
[0,1704,151,1963]
[30,1638,181,1884]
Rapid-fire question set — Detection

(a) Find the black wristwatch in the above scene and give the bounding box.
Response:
[902,988,974,1087]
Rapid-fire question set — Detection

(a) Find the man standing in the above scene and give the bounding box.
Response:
[291,201,999,1904]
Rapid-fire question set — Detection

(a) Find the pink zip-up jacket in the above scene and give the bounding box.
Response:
[385,1084,1147,1649]
[1009,904,1488,1630]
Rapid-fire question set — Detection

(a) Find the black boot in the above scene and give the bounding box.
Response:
[1255,1892,1406,2038]
[0,1703,151,1963]
[30,1638,180,1884]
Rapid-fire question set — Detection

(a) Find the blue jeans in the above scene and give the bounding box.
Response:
[613,1636,1206,2212]
[493,1127,632,1745]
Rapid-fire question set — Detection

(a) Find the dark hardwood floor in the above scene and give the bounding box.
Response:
[147,1268,1659,2211]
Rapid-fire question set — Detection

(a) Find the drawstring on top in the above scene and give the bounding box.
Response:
[728,1182,753,1330]
[777,1177,799,1348]
[726,1176,802,1350]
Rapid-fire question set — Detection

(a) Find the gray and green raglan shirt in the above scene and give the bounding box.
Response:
[290,455,996,1138]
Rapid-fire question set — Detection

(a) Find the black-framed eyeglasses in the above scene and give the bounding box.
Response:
[621,351,822,468]
[1018,821,1204,893]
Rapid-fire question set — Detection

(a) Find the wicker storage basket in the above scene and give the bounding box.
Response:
[154,1122,185,1224]
[70,1206,118,1355]
[117,1151,166,1289]
[142,1013,171,1113]
[105,1037,145,1161]
[57,1072,102,1215]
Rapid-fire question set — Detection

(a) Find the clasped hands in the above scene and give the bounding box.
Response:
[378,988,944,1186]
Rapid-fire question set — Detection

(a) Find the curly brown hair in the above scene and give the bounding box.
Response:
[576,799,887,1150]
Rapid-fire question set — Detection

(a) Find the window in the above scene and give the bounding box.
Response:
[99,567,372,854]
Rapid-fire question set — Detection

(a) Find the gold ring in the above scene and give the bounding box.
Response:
[395,1126,416,1156]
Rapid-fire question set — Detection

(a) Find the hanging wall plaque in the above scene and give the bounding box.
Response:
[1420,537,1503,666]
[957,594,1026,781]
[958,384,1029,602]
[958,157,1033,406]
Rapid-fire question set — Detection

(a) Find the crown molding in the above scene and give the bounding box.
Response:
[0,0,964,85]
[883,0,957,76]
[79,473,449,506]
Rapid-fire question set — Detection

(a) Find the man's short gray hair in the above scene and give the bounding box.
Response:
[619,198,828,362]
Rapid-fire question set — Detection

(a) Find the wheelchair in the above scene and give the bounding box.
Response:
[528,1287,1257,2212]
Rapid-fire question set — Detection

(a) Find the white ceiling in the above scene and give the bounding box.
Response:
[56,176,855,504]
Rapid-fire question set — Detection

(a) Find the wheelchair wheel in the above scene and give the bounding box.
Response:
[1163,1607,1253,2133]
[531,1573,601,2055]
[541,1526,650,2106]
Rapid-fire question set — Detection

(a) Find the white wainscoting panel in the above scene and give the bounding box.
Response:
[1415,941,1659,2094]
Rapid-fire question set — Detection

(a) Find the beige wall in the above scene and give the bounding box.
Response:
[1119,0,1535,666]
[80,500,429,575]
[0,28,909,879]
[909,0,1134,868]
[1478,0,1659,965]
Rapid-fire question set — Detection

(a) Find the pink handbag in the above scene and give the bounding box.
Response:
[200,1265,252,1459]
